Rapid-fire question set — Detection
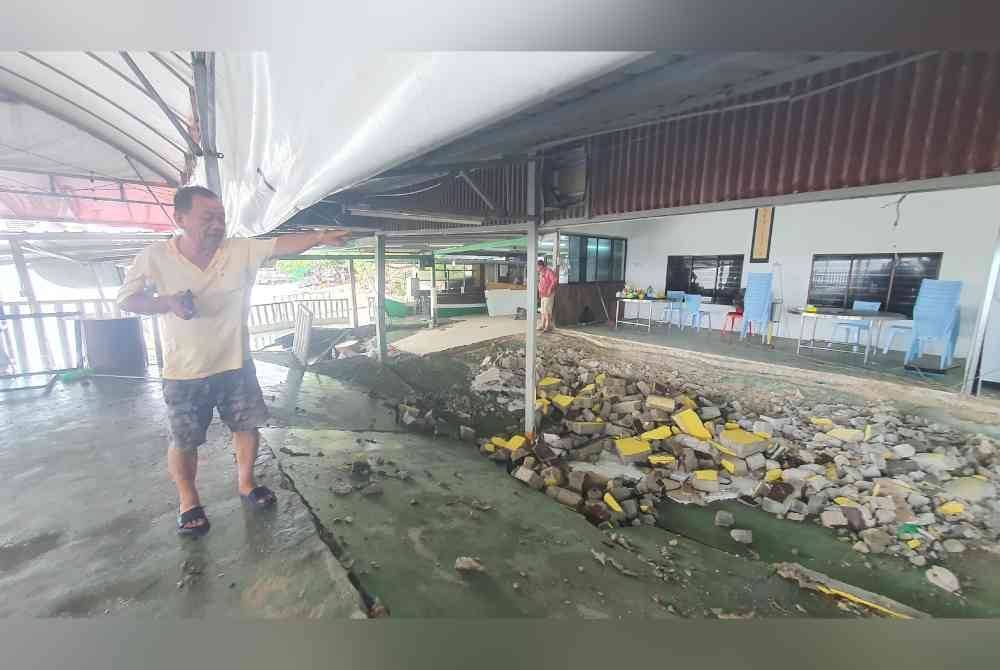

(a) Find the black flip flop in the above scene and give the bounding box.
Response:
[241,485,277,510]
[177,505,210,537]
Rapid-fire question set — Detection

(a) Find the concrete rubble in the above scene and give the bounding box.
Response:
[391,342,1000,576]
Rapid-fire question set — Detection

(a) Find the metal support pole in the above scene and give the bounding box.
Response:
[192,52,221,194]
[90,264,107,317]
[429,262,438,328]
[348,259,359,328]
[9,241,52,369]
[524,161,539,439]
[374,235,388,361]
[962,223,1000,395]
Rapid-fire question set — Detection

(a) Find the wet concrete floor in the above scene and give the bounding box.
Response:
[0,364,361,618]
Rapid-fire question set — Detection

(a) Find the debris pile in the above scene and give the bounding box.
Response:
[396,342,1000,572]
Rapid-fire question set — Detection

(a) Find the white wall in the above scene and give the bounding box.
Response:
[573,185,1000,356]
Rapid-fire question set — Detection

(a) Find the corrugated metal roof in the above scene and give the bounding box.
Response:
[589,51,1000,215]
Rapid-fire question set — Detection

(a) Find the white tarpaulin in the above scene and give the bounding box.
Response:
[214,51,641,237]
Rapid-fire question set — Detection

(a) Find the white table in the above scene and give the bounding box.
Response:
[614,298,669,332]
[789,307,909,365]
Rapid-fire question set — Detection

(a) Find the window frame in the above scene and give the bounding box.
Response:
[665,254,745,305]
[805,251,943,317]
[558,233,628,285]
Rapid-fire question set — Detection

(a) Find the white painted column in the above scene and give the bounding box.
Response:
[963,222,1000,394]
[524,160,539,438]
[429,261,438,328]
[348,259,359,328]
[374,235,388,361]
[9,241,52,370]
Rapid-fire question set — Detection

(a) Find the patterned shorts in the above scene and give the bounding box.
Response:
[162,359,269,451]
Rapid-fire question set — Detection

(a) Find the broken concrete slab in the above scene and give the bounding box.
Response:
[614,437,652,463]
[565,420,606,436]
[717,428,769,458]
[673,409,711,440]
[513,466,544,490]
[545,486,583,508]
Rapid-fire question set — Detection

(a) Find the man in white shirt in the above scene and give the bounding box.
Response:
[119,185,348,536]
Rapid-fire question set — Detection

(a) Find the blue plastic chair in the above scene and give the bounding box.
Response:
[905,279,962,368]
[661,291,686,327]
[740,273,773,342]
[679,293,712,332]
[831,300,880,348]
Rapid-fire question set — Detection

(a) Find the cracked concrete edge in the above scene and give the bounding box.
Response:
[560,329,1000,424]
[262,429,386,618]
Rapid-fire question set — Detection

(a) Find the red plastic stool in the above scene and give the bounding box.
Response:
[721,308,750,338]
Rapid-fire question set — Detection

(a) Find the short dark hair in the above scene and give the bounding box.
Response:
[174,185,219,213]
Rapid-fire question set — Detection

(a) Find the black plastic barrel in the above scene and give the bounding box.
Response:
[81,317,147,375]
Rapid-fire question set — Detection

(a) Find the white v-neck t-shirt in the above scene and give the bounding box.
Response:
[117,237,277,380]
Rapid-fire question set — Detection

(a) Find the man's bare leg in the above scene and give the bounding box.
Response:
[168,447,204,529]
[234,429,260,496]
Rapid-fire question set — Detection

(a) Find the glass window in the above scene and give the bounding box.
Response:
[585,237,598,282]
[559,234,627,284]
[665,254,745,304]
[807,252,942,317]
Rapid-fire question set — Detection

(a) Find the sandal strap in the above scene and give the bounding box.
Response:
[178,506,206,524]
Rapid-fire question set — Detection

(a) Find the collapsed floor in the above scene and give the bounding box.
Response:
[324,331,1000,615]
[5,331,999,618]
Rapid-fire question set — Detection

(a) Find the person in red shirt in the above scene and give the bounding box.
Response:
[537,258,558,333]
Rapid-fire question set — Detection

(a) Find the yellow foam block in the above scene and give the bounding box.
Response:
[484,443,496,453]
[535,398,551,412]
[673,408,711,440]
[720,459,736,474]
[906,539,921,549]
[833,496,858,507]
[714,441,737,457]
[719,428,761,445]
[579,383,596,395]
[677,395,697,410]
[810,417,835,429]
[765,469,782,482]
[505,435,527,451]
[641,425,672,441]
[490,436,508,449]
[538,376,562,388]
[694,469,718,481]
[615,437,652,458]
[603,492,623,513]
[552,394,575,410]
[938,501,965,515]
[595,373,607,385]
[648,454,676,466]
[725,422,740,430]
[639,504,651,514]
[671,426,680,435]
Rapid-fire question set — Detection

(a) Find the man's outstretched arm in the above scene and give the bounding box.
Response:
[272,229,350,258]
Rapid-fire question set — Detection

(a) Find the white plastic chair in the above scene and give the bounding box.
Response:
[882,321,913,354]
